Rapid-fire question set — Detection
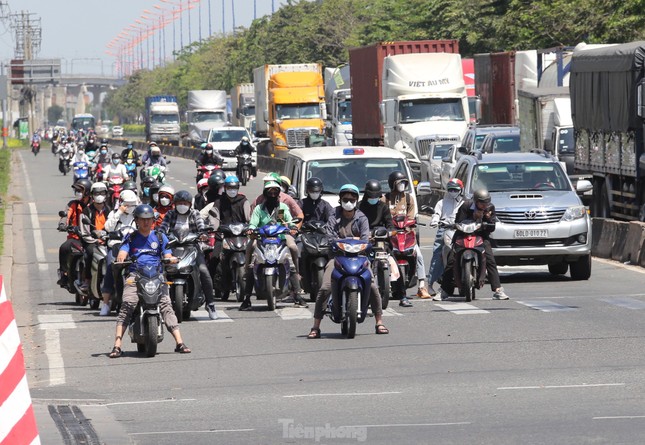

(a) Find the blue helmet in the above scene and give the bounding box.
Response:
[225,175,240,187]
[339,183,359,197]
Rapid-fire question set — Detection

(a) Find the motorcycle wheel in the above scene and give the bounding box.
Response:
[173,284,184,324]
[144,316,158,357]
[462,262,474,302]
[242,168,249,186]
[264,275,276,311]
[137,344,145,353]
[310,267,324,302]
[378,263,391,310]
[235,265,245,303]
[345,290,358,339]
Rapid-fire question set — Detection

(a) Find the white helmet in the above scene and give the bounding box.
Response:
[151,146,161,155]
[158,184,175,196]
[120,190,139,205]
[90,182,108,193]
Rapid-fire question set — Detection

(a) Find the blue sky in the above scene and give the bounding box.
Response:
[0,0,288,75]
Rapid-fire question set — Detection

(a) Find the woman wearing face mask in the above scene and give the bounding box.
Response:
[384,171,430,305]
[159,190,219,320]
[429,178,464,299]
[193,178,210,211]
[358,179,394,231]
[297,177,334,225]
[100,190,141,315]
[153,185,175,228]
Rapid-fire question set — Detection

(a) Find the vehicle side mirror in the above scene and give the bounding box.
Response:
[457,146,468,154]
[576,179,593,194]
[58,210,66,217]
[416,181,432,195]
[441,156,451,163]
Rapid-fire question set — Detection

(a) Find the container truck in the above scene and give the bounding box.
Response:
[253,64,326,151]
[518,87,573,154]
[230,83,255,134]
[570,41,645,221]
[474,50,538,125]
[145,95,180,145]
[185,90,227,146]
[324,65,352,145]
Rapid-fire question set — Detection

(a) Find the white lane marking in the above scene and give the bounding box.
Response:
[193,308,233,323]
[283,391,402,398]
[105,398,196,407]
[276,306,312,320]
[28,202,48,272]
[593,416,645,420]
[20,152,34,199]
[38,314,76,330]
[435,303,490,315]
[516,300,576,312]
[383,307,403,316]
[344,422,471,428]
[600,297,645,310]
[498,383,625,390]
[130,429,254,436]
[45,329,66,386]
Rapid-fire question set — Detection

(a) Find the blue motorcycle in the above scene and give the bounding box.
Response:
[252,223,293,311]
[327,238,373,339]
[125,158,138,182]
[72,161,90,183]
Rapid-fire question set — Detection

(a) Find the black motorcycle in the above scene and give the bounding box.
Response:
[165,232,206,323]
[214,223,249,302]
[56,211,86,305]
[298,220,330,301]
[58,146,72,175]
[236,153,254,186]
[370,227,391,309]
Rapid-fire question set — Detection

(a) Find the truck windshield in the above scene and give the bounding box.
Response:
[431,143,454,160]
[306,158,407,194]
[241,106,255,117]
[399,98,465,123]
[337,100,352,123]
[151,114,179,124]
[193,112,226,123]
[472,162,571,192]
[209,129,248,142]
[557,128,574,154]
[276,104,321,120]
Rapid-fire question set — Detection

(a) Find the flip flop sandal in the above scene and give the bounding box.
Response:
[175,343,192,354]
[307,328,321,339]
[109,346,122,358]
[375,324,389,335]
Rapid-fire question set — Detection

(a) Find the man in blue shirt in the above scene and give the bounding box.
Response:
[108,204,191,358]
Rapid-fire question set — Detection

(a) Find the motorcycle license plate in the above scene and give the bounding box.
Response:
[514,229,548,238]
[375,252,389,259]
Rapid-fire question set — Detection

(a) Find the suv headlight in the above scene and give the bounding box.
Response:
[562,205,587,221]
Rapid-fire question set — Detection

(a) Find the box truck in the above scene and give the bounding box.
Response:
[145,95,180,145]
[185,90,227,146]
[230,83,255,134]
[324,65,352,145]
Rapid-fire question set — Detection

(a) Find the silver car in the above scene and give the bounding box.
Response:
[451,152,593,280]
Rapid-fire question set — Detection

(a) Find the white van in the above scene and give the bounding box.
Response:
[283,146,418,210]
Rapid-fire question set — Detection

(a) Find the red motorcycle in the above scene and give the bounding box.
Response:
[389,215,419,301]
[31,140,41,156]
[451,220,487,302]
[196,164,222,183]
[106,175,125,207]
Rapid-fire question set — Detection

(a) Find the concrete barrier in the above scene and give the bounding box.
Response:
[624,221,645,264]
[257,155,287,175]
[593,219,618,258]
[611,221,630,262]
[590,218,604,254]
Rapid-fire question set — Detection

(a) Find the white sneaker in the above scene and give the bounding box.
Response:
[493,288,510,300]
[99,302,111,316]
[205,303,219,320]
[432,288,450,301]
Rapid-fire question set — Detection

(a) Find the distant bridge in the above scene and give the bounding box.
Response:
[55,74,126,87]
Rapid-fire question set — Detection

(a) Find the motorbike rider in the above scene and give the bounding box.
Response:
[359,179,394,231]
[203,170,226,207]
[430,178,465,300]
[279,176,298,199]
[122,180,138,197]
[204,175,251,230]
[121,141,140,165]
[79,182,112,294]
[297,177,334,224]
[57,179,92,288]
[307,184,389,338]
[109,204,191,358]
[103,153,129,184]
[92,142,112,165]
[31,131,41,147]
[159,190,219,320]
[72,145,90,165]
[140,176,160,206]
[193,178,210,211]
[233,136,256,177]
[143,145,167,170]
[100,190,141,315]
[195,143,224,181]
[240,180,307,311]
[438,188,510,301]
[384,171,431,305]
[153,185,175,228]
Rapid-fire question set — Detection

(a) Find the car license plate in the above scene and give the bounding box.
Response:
[514,229,548,238]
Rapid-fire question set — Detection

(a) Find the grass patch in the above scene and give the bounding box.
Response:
[0,144,23,253]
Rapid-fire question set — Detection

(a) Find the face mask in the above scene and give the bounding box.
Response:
[206,150,213,155]
[176,204,190,215]
[309,192,321,201]
[101,150,107,155]
[447,190,460,199]
[112,160,119,166]
[75,191,84,199]
[367,198,380,205]
[226,189,238,198]
[159,197,171,207]
[93,195,106,204]
[126,159,133,164]
[78,149,84,154]
[342,201,356,211]
[396,183,406,192]
[152,193,159,202]
[124,204,136,214]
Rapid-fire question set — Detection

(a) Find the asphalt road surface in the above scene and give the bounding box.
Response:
[7,148,645,445]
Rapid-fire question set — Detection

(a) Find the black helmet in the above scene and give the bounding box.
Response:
[111,153,121,160]
[364,179,382,199]
[174,190,192,203]
[141,176,157,188]
[208,170,226,190]
[100,138,108,144]
[122,180,137,193]
[133,204,155,219]
[306,177,323,193]
[72,178,92,196]
[388,171,407,190]
[473,188,491,205]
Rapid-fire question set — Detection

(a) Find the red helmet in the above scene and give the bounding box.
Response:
[446,178,464,191]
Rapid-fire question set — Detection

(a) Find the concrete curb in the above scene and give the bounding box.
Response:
[591,218,604,254]
[0,150,16,298]
[625,221,645,264]
[593,219,617,258]
[611,222,630,262]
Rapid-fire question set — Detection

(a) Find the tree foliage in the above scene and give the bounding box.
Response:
[104,0,645,122]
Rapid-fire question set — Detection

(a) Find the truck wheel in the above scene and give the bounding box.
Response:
[570,254,592,280]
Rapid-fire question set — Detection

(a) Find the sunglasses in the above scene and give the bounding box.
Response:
[341,198,357,204]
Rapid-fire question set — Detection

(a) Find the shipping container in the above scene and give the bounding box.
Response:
[349,40,459,146]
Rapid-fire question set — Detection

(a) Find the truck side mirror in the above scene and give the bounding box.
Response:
[263,110,268,123]
[457,146,468,154]
[379,103,386,125]
[321,105,327,121]
[544,139,554,154]
[236,110,242,119]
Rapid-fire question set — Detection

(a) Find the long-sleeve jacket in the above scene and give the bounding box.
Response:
[248,202,293,230]
[80,204,110,244]
[159,208,207,236]
[358,199,394,230]
[383,191,416,221]
[104,208,137,247]
[325,207,370,241]
[455,199,497,239]
[297,197,334,224]
[102,163,129,183]
[430,195,464,227]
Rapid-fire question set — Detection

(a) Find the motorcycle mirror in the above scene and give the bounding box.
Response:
[58,210,66,217]
[291,218,302,225]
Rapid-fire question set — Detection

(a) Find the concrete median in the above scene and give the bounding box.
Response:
[624,221,645,264]
[611,221,630,262]
[593,219,618,259]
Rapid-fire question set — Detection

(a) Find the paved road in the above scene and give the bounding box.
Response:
[8,148,645,444]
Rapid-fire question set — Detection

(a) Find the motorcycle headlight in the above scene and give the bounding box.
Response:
[337,242,368,254]
[264,244,279,262]
[178,250,198,269]
[562,205,587,221]
[144,280,160,294]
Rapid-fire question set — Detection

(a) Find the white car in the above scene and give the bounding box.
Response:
[207,126,255,170]
[111,126,124,137]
